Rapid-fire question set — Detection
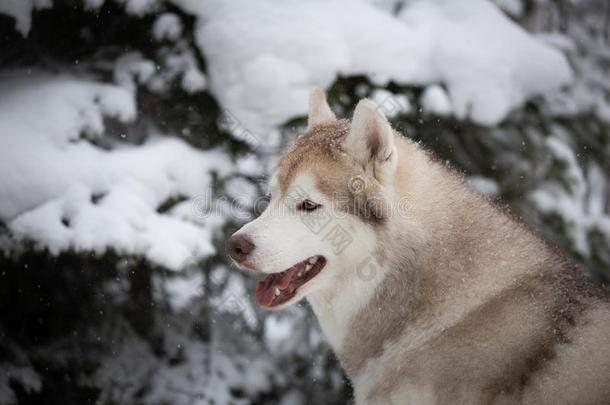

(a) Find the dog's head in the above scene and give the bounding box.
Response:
[227,88,399,309]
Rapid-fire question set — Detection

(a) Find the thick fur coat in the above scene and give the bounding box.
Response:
[228,89,610,405]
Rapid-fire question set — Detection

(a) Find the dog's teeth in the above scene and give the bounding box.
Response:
[305,263,312,272]
[274,287,281,297]
[308,257,318,265]
[297,271,303,277]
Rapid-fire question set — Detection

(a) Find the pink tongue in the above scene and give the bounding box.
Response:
[279,262,304,288]
[255,262,305,306]
[256,275,277,307]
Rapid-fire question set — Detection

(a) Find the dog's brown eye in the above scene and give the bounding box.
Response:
[297,199,320,212]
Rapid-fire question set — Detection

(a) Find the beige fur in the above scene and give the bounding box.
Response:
[232,89,610,404]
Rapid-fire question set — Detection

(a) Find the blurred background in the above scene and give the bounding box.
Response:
[0,0,608,404]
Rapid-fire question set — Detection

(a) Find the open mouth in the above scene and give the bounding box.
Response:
[255,255,326,308]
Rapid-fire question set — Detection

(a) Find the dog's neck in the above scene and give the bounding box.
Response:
[307,257,394,352]
[306,227,425,371]
[306,226,428,404]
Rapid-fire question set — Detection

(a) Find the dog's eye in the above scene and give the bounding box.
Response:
[297,199,320,212]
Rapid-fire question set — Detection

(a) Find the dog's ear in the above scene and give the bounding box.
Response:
[344,99,397,183]
[307,87,335,129]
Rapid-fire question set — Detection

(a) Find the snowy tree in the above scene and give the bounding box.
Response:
[0,2,346,404]
[0,0,608,404]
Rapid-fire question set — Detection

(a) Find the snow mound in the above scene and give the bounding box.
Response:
[0,0,51,36]
[153,13,183,41]
[0,73,232,270]
[421,85,452,116]
[172,0,572,137]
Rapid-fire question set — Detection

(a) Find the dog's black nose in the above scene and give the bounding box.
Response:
[227,233,255,263]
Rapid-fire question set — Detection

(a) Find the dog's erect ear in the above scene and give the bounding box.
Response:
[307,87,335,129]
[344,99,397,182]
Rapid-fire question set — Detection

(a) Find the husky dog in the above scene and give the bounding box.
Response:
[227,88,610,405]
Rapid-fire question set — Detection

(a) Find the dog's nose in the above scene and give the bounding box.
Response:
[227,233,255,263]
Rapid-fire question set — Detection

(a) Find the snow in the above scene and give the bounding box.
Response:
[468,176,500,197]
[370,89,411,118]
[93,315,275,405]
[529,135,610,256]
[212,273,258,328]
[236,153,265,177]
[398,0,572,124]
[153,13,183,41]
[171,0,572,139]
[148,47,207,94]
[4,0,573,132]
[0,363,41,404]
[543,28,610,125]
[158,271,203,311]
[180,64,207,93]
[84,0,105,10]
[0,0,50,36]
[264,315,293,347]
[279,390,306,405]
[0,73,232,270]
[421,85,452,116]
[117,0,159,15]
[113,52,156,91]
[225,177,260,211]
[491,0,524,17]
